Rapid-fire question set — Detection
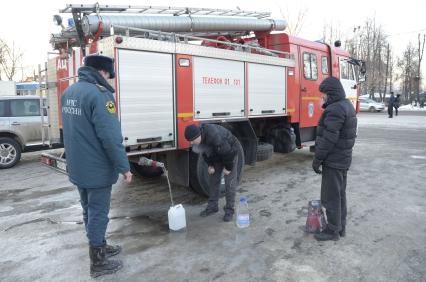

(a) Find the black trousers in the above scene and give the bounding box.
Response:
[291,123,302,147]
[321,166,347,232]
[207,156,238,212]
[388,105,393,117]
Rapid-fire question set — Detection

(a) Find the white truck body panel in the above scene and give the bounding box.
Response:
[193,57,245,119]
[117,49,175,147]
[247,63,286,116]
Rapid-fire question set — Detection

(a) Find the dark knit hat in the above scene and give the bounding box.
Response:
[184,125,201,141]
[84,55,116,79]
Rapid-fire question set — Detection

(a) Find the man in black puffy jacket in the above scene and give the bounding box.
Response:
[312,76,357,241]
[185,124,240,222]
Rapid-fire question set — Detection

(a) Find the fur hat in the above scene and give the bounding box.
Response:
[184,125,201,141]
[84,55,116,79]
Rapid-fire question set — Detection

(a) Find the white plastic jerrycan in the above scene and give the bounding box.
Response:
[168,204,186,231]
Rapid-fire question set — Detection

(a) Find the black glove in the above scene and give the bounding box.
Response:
[312,158,322,174]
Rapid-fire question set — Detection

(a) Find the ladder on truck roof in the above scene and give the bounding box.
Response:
[108,25,294,61]
[60,4,272,19]
[52,4,287,54]
[38,63,50,147]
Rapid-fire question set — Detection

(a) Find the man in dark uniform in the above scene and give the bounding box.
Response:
[61,55,132,277]
[394,94,401,116]
[184,124,240,222]
[388,92,396,118]
[312,77,357,241]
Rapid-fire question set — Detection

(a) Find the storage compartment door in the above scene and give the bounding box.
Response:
[118,50,175,146]
[193,57,245,119]
[248,63,286,116]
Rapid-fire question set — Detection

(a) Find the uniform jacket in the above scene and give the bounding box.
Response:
[61,66,130,188]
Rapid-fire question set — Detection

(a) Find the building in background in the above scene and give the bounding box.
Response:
[16,82,45,96]
[0,80,17,96]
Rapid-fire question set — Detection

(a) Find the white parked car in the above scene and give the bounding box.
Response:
[0,95,47,168]
[359,98,385,112]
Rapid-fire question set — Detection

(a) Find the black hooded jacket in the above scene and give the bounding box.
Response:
[200,124,239,171]
[315,77,357,170]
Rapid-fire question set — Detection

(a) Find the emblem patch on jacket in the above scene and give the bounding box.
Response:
[106,101,116,114]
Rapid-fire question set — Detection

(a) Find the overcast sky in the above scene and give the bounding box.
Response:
[1,0,425,81]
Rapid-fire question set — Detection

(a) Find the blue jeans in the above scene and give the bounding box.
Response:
[77,186,112,247]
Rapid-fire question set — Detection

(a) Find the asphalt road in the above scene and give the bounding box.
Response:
[0,111,425,282]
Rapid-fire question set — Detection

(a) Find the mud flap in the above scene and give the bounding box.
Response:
[166,150,189,187]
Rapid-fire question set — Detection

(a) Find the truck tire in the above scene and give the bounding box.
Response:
[189,140,245,197]
[131,163,164,178]
[256,142,273,162]
[265,124,296,154]
[0,137,22,169]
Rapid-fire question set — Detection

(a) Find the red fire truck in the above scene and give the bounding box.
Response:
[42,4,365,196]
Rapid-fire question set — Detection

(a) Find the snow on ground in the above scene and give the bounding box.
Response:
[399,104,426,111]
[357,112,426,129]
[359,95,426,111]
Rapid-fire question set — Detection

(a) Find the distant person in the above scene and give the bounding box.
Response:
[388,92,395,118]
[184,124,240,222]
[61,55,132,278]
[312,77,357,241]
[394,94,401,116]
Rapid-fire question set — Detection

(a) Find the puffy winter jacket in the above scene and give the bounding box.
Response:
[314,77,357,170]
[200,124,239,171]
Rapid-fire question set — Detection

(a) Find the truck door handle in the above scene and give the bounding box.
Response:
[11,122,21,126]
[212,112,231,117]
[136,137,162,143]
[301,87,307,92]
[261,110,276,114]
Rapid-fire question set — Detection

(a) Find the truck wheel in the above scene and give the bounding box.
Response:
[0,137,22,169]
[131,163,164,178]
[265,124,296,153]
[256,142,273,162]
[369,106,376,112]
[189,140,245,197]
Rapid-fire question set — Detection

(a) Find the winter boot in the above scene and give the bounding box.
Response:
[105,244,122,258]
[89,246,123,278]
[199,206,219,217]
[314,227,340,241]
[223,207,234,222]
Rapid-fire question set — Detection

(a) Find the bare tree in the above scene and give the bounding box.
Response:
[0,39,23,81]
[322,21,343,46]
[416,33,425,103]
[382,43,390,101]
[397,43,418,103]
[278,5,308,36]
[344,18,388,99]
